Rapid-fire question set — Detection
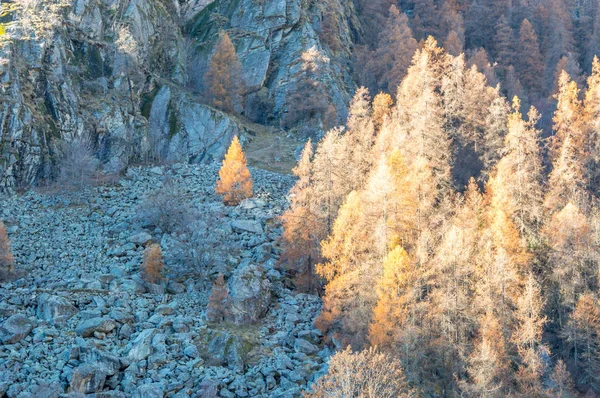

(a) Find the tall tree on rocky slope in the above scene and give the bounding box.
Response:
[204,32,245,113]
[0,221,15,277]
[215,136,253,206]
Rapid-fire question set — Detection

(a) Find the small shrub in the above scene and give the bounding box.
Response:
[57,136,100,191]
[0,221,15,278]
[136,177,194,234]
[206,273,231,323]
[141,244,165,284]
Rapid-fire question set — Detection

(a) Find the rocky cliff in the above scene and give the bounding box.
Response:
[0,0,359,191]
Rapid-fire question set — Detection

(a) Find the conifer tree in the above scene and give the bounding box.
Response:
[490,98,544,236]
[215,136,253,206]
[545,203,595,325]
[339,88,375,190]
[464,312,510,397]
[141,244,164,285]
[206,274,231,323]
[584,57,600,193]
[444,30,463,56]
[493,15,514,80]
[513,274,548,395]
[204,32,245,113]
[371,92,393,131]
[366,6,418,94]
[562,293,600,392]
[516,19,543,95]
[0,221,15,276]
[369,246,414,347]
[280,140,322,292]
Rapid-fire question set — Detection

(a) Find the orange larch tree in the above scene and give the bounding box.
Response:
[0,221,15,275]
[141,244,165,285]
[204,32,245,113]
[215,136,253,206]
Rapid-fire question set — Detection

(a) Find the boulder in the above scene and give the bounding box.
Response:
[76,317,117,337]
[231,220,263,235]
[128,232,153,246]
[227,264,271,324]
[0,314,34,344]
[128,328,156,361]
[69,363,110,393]
[36,294,78,326]
[294,338,318,355]
[206,331,244,371]
[133,383,165,398]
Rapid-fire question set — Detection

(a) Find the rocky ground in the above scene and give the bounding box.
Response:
[0,164,329,397]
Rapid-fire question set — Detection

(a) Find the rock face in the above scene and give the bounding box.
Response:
[227,263,272,325]
[0,0,358,191]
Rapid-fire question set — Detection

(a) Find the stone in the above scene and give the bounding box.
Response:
[294,338,318,355]
[128,328,157,361]
[227,264,271,324]
[231,220,263,235]
[0,314,34,344]
[36,294,78,326]
[128,232,153,246]
[133,383,165,397]
[70,363,109,393]
[75,317,117,337]
[154,304,174,315]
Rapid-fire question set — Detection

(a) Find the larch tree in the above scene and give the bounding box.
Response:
[562,293,600,392]
[444,30,463,56]
[371,92,393,131]
[315,191,376,348]
[515,19,543,95]
[204,32,245,113]
[584,57,600,194]
[365,6,418,94]
[489,98,544,237]
[206,273,231,323]
[0,221,15,276]
[141,244,165,285]
[280,140,322,292]
[493,15,513,81]
[369,246,416,348]
[512,274,548,396]
[215,136,253,206]
[463,312,511,397]
[307,347,414,398]
[545,203,596,327]
[339,87,375,191]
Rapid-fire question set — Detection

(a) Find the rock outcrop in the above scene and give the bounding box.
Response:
[0,0,358,191]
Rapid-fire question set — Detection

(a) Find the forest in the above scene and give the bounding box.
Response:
[282,37,600,396]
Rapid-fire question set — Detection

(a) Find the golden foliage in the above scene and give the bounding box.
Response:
[206,274,231,323]
[204,32,244,113]
[141,244,164,284]
[305,346,414,398]
[215,136,253,206]
[0,221,15,273]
